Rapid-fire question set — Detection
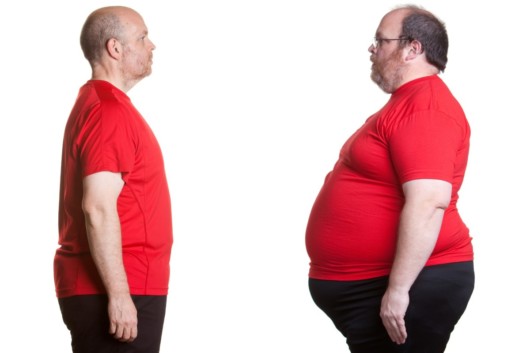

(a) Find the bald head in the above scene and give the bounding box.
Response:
[80,6,140,65]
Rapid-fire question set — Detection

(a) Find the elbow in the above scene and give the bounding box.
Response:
[81,196,98,217]
[434,197,450,211]
[82,198,99,227]
[81,197,112,226]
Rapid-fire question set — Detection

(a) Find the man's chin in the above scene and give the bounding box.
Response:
[142,67,153,78]
[370,74,391,93]
[370,72,380,85]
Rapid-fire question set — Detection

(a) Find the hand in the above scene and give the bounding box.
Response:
[108,295,138,342]
[380,288,409,345]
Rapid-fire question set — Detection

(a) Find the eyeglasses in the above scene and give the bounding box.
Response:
[372,37,411,49]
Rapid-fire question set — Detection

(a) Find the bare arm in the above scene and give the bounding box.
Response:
[380,179,451,344]
[82,171,137,342]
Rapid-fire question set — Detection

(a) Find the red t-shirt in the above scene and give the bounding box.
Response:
[305,75,474,281]
[54,80,173,297]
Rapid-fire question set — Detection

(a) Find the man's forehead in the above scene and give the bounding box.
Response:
[121,14,148,36]
[376,10,406,36]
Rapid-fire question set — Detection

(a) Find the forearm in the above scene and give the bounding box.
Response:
[84,207,130,298]
[381,179,451,344]
[82,171,137,341]
[388,202,445,292]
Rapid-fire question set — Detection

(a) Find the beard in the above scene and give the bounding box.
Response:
[122,47,153,84]
[370,48,405,94]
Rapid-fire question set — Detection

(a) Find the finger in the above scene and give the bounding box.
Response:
[131,325,138,341]
[125,327,135,342]
[394,320,407,344]
[109,322,117,335]
[113,325,125,340]
[116,325,137,342]
[383,318,405,344]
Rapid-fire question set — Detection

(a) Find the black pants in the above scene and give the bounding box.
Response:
[58,295,167,353]
[309,261,474,353]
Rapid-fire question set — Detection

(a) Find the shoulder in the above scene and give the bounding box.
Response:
[82,81,138,124]
[391,76,467,123]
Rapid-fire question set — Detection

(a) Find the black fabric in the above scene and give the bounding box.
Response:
[58,295,167,353]
[309,261,474,353]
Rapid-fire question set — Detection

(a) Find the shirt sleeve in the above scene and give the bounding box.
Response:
[79,102,136,178]
[388,110,463,184]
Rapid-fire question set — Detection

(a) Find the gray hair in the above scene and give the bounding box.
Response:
[398,5,449,71]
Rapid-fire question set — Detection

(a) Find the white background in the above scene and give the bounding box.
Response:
[1,1,528,352]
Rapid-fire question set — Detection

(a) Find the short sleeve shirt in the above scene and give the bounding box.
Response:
[305,75,473,281]
[54,80,173,297]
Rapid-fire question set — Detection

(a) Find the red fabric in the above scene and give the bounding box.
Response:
[306,75,473,281]
[54,80,173,297]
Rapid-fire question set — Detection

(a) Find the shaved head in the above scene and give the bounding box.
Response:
[80,6,138,64]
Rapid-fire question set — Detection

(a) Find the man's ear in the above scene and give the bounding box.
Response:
[106,38,122,59]
[405,39,423,60]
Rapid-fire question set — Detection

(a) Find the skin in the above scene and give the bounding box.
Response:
[367,9,452,345]
[90,6,156,93]
[81,6,156,343]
